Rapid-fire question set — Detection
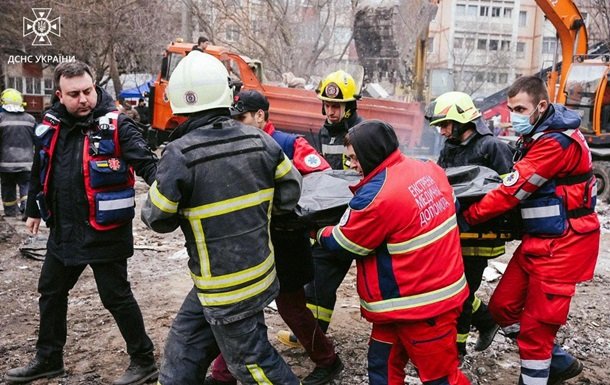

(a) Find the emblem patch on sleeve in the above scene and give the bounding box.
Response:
[304,154,322,168]
[503,170,520,187]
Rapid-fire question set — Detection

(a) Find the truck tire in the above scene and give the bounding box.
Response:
[592,161,610,203]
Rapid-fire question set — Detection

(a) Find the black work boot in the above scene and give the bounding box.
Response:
[548,358,583,385]
[112,361,158,385]
[5,355,65,383]
[474,324,500,351]
[302,355,343,385]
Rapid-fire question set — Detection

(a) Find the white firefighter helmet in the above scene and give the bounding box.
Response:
[167,51,233,114]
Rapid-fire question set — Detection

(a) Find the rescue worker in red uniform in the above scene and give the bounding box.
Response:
[425,91,513,358]
[278,70,364,348]
[142,52,303,385]
[205,90,343,385]
[460,76,599,385]
[316,119,470,385]
[6,61,158,385]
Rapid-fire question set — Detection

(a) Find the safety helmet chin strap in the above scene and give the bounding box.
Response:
[448,121,473,143]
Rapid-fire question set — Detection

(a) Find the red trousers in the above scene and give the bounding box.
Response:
[368,307,470,385]
[488,244,576,362]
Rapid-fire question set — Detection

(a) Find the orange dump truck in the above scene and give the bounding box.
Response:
[149,42,425,149]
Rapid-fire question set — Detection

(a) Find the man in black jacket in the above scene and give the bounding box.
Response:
[426,91,514,358]
[6,61,158,385]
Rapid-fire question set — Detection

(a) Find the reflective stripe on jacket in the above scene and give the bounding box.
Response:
[318,112,362,170]
[463,104,600,283]
[142,116,302,324]
[515,128,597,236]
[317,150,468,322]
[0,110,36,172]
[37,111,135,230]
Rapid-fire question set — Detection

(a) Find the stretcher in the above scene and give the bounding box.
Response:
[295,166,522,240]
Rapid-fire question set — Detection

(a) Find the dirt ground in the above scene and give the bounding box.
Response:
[1,182,609,385]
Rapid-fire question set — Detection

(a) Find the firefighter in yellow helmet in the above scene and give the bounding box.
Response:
[316,70,363,170]
[0,88,35,218]
[276,70,363,351]
[426,91,513,359]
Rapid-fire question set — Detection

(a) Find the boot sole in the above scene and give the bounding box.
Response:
[112,369,159,385]
[5,368,65,383]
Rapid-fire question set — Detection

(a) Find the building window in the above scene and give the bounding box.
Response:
[467,5,477,17]
[492,7,501,17]
[454,37,463,49]
[476,72,485,82]
[465,38,475,49]
[488,73,497,83]
[519,11,527,27]
[456,4,466,16]
[504,8,512,18]
[7,76,23,93]
[44,78,54,95]
[499,73,508,83]
[542,36,557,54]
[25,77,42,95]
[517,42,526,58]
[427,37,435,53]
[489,39,499,50]
[501,40,511,51]
[480,6,489,17]
[226,25,240,41]
[477,39,487,50]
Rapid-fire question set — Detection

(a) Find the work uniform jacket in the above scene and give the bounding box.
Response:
[318,111,362,170]
[263,121,330,175]
[0,108,36,172]
[317,147,468,323]
[437,121,513,177]
[438,120,514,258]
[142,111,302,324]
[463,104,599,283]
[25,87,157,265]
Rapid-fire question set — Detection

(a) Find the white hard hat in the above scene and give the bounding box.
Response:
[167,51,233,114]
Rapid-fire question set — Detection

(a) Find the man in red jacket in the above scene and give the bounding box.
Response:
[316,120,470,385]
[460,76,599,385]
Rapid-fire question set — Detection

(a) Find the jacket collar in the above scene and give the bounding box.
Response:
[263,121,276,136]
[169,109,231,141]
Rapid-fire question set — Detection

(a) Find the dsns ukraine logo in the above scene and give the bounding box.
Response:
[23,8,61,46]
